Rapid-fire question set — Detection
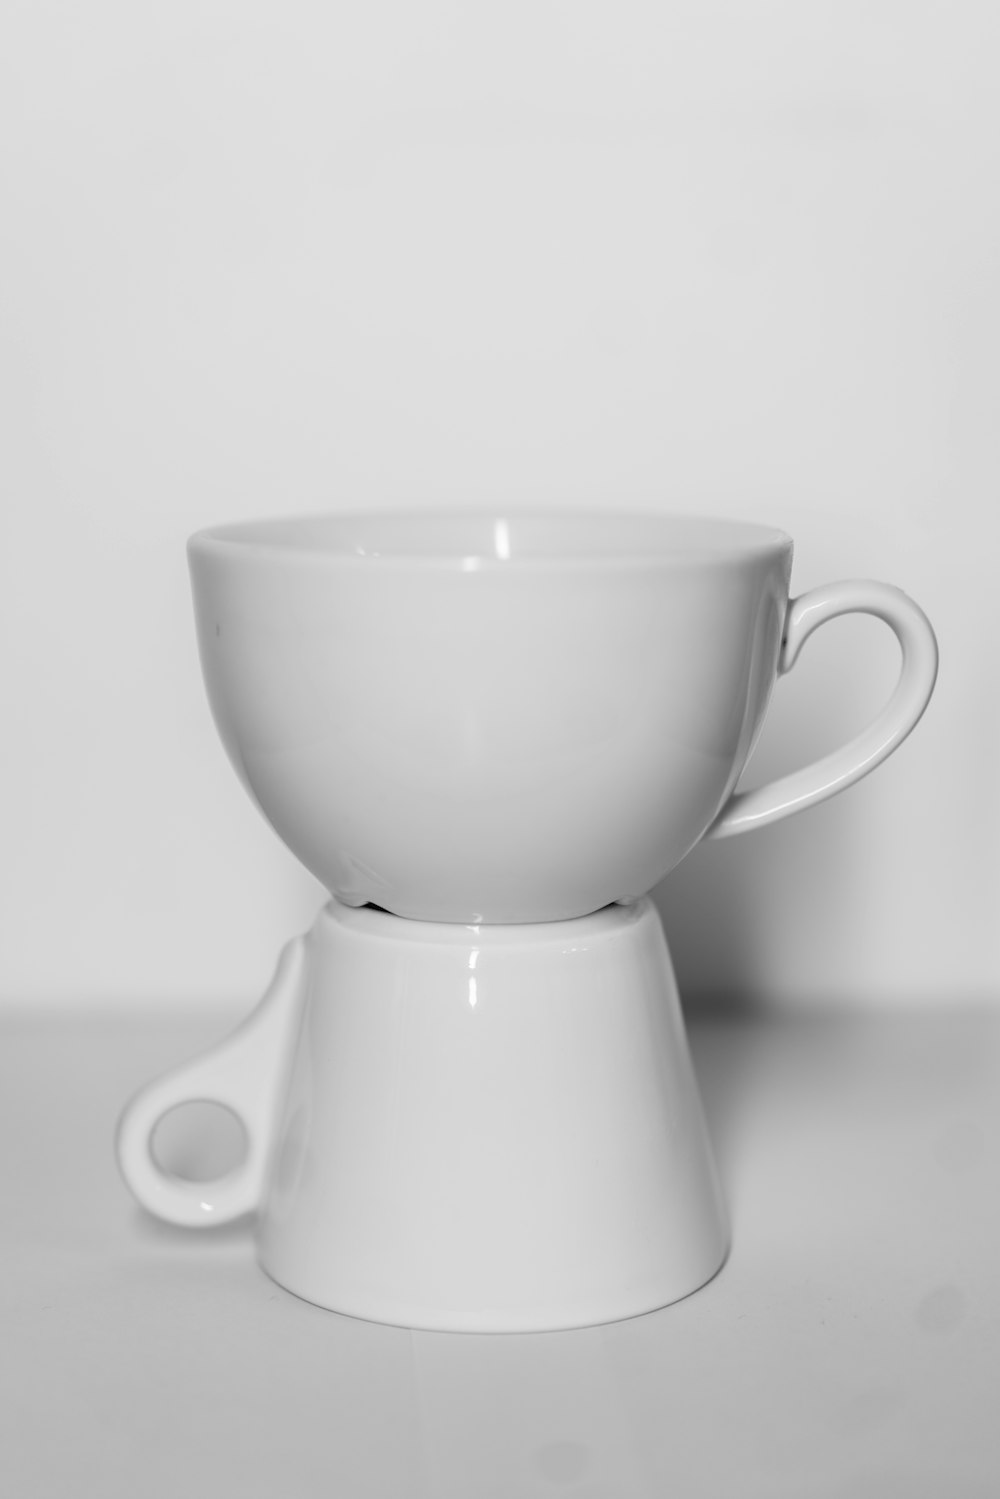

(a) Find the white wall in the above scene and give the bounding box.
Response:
[2,1,997,1007]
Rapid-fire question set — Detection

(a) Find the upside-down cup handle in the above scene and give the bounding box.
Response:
[707,581,938,839]
[115,936,307,1227]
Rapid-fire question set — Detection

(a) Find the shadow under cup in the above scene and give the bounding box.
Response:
[188,511,794,923]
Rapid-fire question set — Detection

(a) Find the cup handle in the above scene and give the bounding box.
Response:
[707,580,938,839]
[115,936,307,1227]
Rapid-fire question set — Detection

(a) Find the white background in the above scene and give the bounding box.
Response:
[2,0,997,1008]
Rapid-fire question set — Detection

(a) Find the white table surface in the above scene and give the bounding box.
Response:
[1,1004,998,1499]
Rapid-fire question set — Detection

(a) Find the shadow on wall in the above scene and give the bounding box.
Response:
[653,608,897,1013]
[653,804,857,1016]
[657,803,863,1188]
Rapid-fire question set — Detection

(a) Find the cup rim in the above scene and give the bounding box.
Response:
[188,509,793,569]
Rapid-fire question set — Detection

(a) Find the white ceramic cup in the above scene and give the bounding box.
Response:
[188,511,938,924]
[117,897,729,1332]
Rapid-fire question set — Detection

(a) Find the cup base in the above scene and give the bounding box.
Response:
[257,1243,731,1334]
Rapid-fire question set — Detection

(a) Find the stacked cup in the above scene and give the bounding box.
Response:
[117,512,937,1330]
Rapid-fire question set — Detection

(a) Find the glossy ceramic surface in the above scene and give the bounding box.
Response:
[117,898,729,1332]
[118,511,940,1330]
[188,511,938,924]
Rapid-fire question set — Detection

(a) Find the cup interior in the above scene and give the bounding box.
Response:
[192,511,791,565]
